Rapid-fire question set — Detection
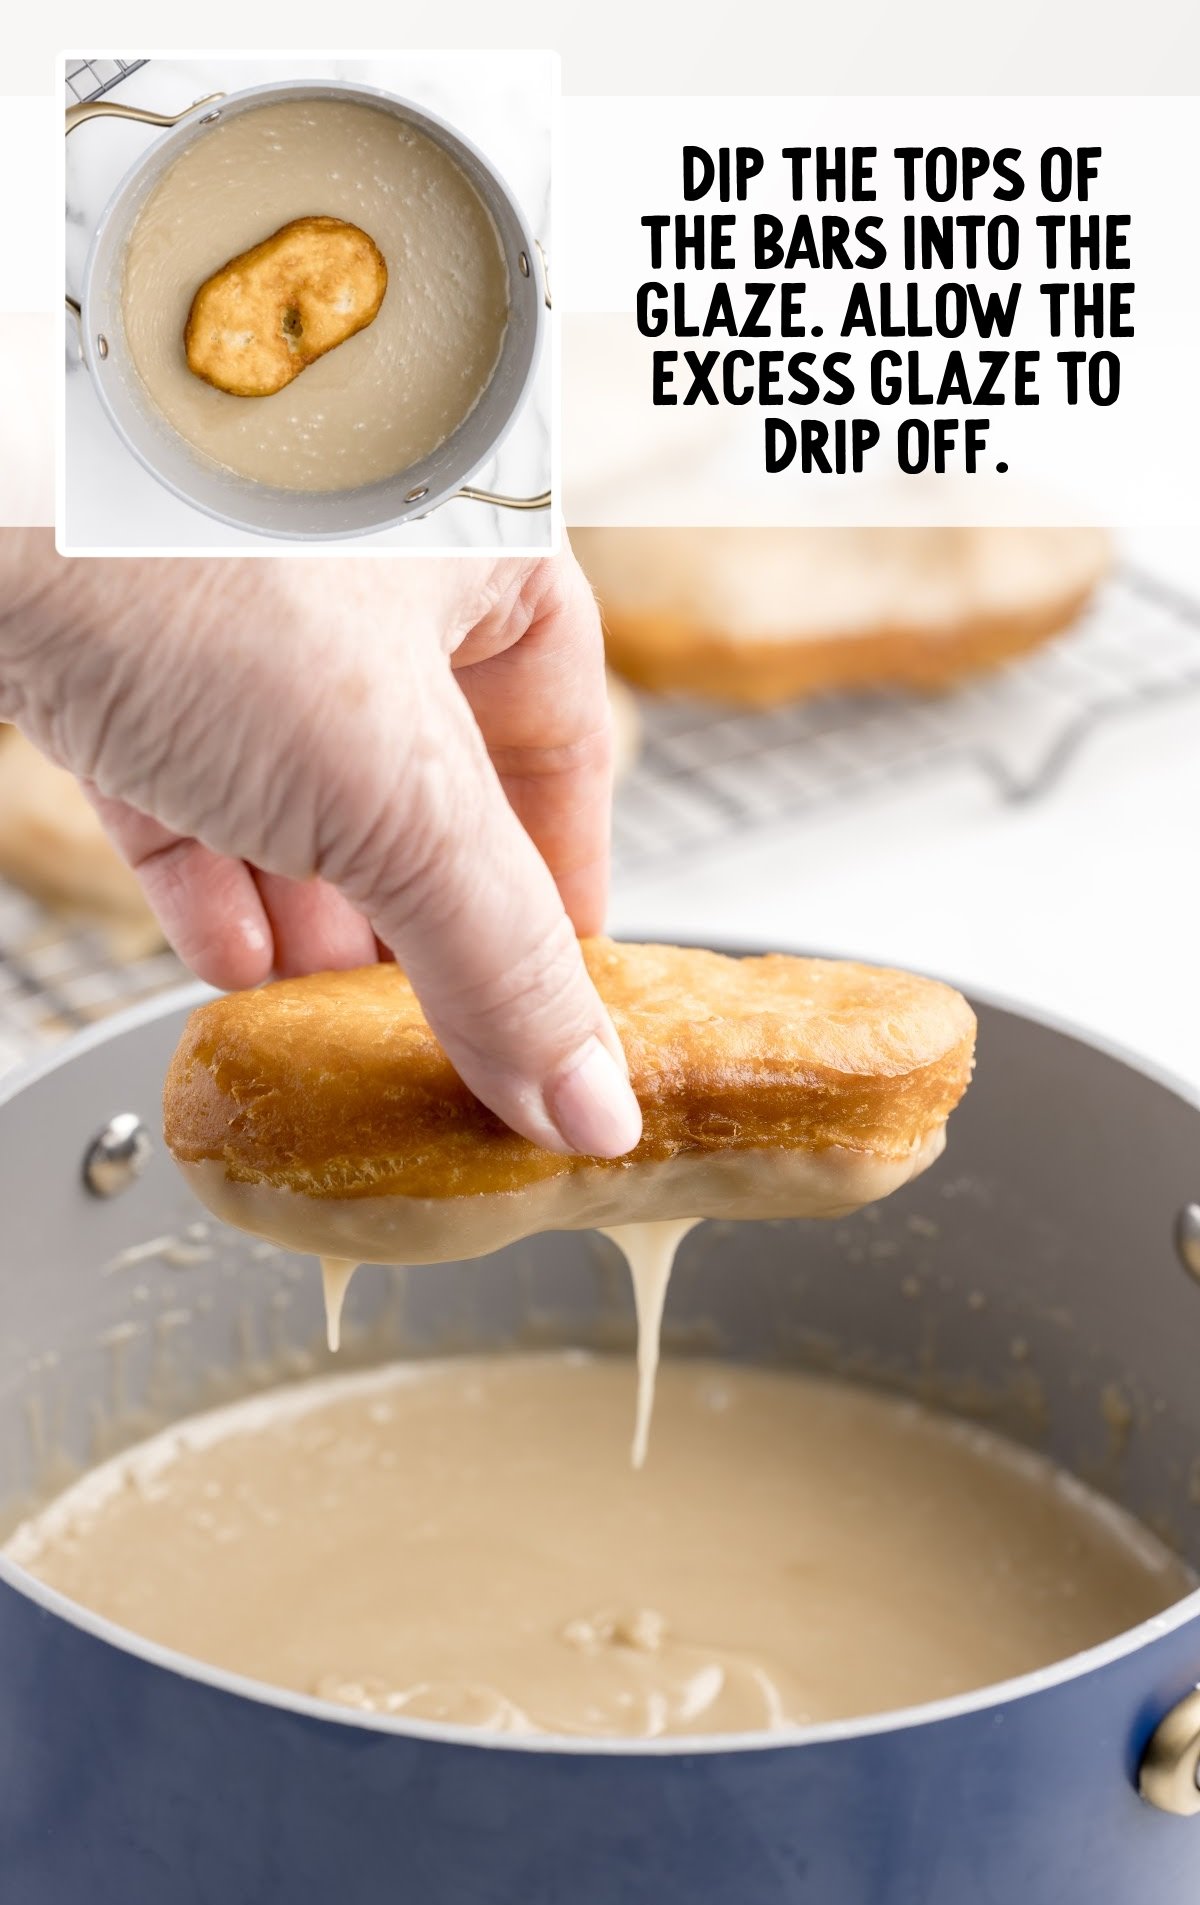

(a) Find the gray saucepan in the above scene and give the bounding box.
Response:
[66,79,549,540]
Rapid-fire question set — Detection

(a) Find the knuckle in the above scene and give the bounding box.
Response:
[490,714,613,790]
[321,713,472,932]
[447,912,597,1060]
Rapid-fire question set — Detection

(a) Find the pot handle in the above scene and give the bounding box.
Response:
[65,93,225,321]
[1138,1685,1200,1814]
[454,242,553,512]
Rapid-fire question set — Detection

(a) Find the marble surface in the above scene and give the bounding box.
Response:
[63,56,555,553]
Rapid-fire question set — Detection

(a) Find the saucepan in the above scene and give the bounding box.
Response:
[65,80,550,540]
[2,958,1200,1902]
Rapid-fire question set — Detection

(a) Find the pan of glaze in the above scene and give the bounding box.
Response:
[2,958,1200,1903]
[66,80,549,540]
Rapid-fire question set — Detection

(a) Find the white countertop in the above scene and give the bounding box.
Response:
[611,529,1200,1096]
[63,56,554,553]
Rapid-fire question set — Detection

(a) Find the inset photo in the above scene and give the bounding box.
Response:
[61,54,555,554]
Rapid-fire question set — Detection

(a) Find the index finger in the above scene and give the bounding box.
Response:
[450,548,613,936]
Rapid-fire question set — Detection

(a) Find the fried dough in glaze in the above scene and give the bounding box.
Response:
[184,216,387,398]
[163,941,976,1202]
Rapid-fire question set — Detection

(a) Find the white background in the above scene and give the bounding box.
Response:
[0,5,1197,95]
[560,97,1199,526]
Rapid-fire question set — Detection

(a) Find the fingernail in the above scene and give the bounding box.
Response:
[546,1036,643,1158]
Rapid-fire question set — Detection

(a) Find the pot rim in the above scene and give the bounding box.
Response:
[78,77,546,542]
[2,964,1198,1758]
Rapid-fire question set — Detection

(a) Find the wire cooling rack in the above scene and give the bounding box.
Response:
[610,567,1200,874]
[0,885,183,1077]
[1,567,1198,1075]
[64,59,147,104]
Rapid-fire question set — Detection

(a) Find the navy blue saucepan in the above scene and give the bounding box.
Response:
[2,963,1200,1903]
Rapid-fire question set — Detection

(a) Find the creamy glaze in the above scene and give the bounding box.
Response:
[600,1220,699,1468]
[326,1224,697,1461]
[184,1133,944,1268]
[9,1355,1188,1740]
[190,1134,944,1461]
[121,97,510,491]
[319,1258,358,1354]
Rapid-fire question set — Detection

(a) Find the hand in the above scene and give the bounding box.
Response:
[0,533,642,1159]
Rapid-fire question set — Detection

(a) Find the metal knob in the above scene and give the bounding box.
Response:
[1176,1204,1200,1283]
[1139,1686,1200,1815]
[83,1114,152,1198]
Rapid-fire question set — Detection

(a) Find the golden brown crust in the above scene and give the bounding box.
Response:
[184,216,387,398]
[574,528,1110,708]
[0,727,161,949]
[163,941,976,1201]
[600,585,1098,707]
